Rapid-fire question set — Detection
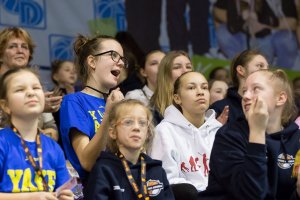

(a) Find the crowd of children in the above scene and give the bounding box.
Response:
[0,25,300,200]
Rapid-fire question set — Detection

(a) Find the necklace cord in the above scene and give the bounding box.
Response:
[85,85,109,101]
[12,126,49,191]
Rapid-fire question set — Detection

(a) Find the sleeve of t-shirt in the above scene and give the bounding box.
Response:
[60,97,91,138]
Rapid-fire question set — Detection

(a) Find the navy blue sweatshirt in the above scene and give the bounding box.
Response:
[199,119,300,200]
[209,87,244,123]
[84,151,175,200]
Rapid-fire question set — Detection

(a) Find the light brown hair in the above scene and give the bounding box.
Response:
[0,27,35,66]
[106,99,155,153]
[252,69,297,126]
[150,50,191,116]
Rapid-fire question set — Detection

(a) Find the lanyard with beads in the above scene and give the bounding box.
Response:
[116,151,149,200]
[12,126,49,192]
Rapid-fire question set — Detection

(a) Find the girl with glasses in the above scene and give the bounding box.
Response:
[85,99,174,200]
[59,34,124,189]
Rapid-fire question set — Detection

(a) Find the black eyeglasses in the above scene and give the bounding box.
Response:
[93,50,128,68]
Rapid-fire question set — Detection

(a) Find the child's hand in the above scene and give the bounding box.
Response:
[106,88,124,112]
[57,189,74,200]
[217,105,229,125]
[41,128,59,141]
[44,91,63,113]
[248,96,268,137]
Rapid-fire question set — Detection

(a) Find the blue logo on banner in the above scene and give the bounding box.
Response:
[49,34,74,62]
[0,0,46,29]
[93,0,126,31]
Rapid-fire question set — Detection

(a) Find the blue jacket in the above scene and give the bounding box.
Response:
[199,119,300,200]
[209,87,244,123]
[85,151,175,200]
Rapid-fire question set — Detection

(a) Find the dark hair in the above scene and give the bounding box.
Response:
[294,90,300,116]
[209,67,228,80]
[293,77,300,90]
[115,31,145,68]
[208,79,220,90]
[73,34,117,85]
[50,59,71,85]
[230,49,266,88]
[140,50,165,69]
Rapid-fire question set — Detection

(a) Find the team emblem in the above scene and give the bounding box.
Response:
[277,153,294,169]
[147,179,163,197]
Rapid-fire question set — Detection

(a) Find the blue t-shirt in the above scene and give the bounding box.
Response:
[60,92,106,180]
[0,128,70,192]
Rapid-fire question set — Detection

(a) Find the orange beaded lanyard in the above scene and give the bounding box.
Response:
[12,126,48,191]
[116,151,149,200]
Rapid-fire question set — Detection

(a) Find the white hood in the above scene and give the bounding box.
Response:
[163,105,221,133]
[150,105,222,191]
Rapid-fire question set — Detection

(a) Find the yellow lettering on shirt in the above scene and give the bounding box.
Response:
[7,169,56,192]
[7,170,23,192]
[46,170,56,191]
[94,120,100,132]
[21,168,37,192]
[97,110,104,119]
[88,109,104,132]
[88,111,97,120]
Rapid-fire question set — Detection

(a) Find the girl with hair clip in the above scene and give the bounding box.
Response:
[150,50,192,125]
[210,49,268,123]
[51,60,78,96]
[125,50,165,106]
[85,99,175,200]
[150,71,222,200]
[0,68,73,200]
[59,34,125,186]
[51,60,78,146]
[199,69,300,200]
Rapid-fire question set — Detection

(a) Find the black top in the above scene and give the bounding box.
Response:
[84,151,175,200]
[199,119,300,200]
[209,87,244,123]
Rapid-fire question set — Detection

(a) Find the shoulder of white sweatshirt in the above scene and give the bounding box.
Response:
[149,105,222,191]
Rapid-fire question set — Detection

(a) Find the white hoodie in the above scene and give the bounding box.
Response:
[149,105,222,191]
